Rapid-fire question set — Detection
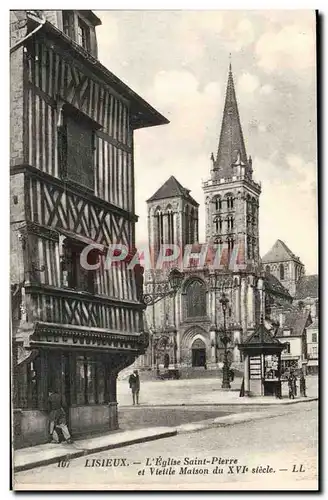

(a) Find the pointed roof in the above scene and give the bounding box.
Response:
[245,320,281,345]
[147,176,199,205]
[264,272,292,300]
[295,275,319,300]
[239,317,285,353]
[276,309,312,337]
[214,64,248,177]
[262,239,301,264]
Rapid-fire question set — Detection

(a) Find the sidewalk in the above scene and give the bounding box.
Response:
[14,426,177,473]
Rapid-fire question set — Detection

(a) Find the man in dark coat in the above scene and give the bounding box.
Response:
[300,372,307,397]
[48,390,73,444]
[128,370,140,405]
[287,372,297,399]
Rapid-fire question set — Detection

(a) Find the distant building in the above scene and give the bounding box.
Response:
[294,274,319,319]
[275,309,312,374]
[262,239,305,297]
[263,239,319,374]
[306,318,318,374]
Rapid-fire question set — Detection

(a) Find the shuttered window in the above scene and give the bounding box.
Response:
[66,117,94,190]
[58,111,95,191]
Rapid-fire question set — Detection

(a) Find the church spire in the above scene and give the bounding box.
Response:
[214,63,249,178]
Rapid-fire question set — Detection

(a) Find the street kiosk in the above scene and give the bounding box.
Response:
[238,319,286,397]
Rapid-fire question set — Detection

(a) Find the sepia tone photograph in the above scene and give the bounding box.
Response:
[10,8,318,491]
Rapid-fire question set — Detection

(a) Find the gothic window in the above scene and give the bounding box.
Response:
[186,280,207,317]
[190,208,195,243]
[247,194,251,214]
[251,198,256,215]
[227,237,234,258]
[215,217,222,234]
[167,208,174,244]
[156,210,164,249]
[226,194,234,210]
[279,263,285,280]
[265,265,270,274]
[185,206,190,244]
[215,197,222,211]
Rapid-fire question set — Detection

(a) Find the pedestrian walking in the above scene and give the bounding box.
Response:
[300,372,307,397]
[287,371,297,399]
[48,390,73,444]
[128,370,140,405]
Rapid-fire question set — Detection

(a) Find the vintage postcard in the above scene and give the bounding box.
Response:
[10,9,318,491]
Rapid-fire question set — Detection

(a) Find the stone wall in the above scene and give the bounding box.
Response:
[14,409,49,448]
[70,403,118,437]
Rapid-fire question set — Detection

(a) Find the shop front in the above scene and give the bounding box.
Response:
[14,322,146,448]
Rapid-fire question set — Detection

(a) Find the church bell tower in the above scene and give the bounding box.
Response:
[203,64,261,266]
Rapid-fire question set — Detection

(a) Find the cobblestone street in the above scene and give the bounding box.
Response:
[117,374,318,407]
[14,401,318,490]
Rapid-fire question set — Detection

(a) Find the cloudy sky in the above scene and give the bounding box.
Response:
[95,10,317,274]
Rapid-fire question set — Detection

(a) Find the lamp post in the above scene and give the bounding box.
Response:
[143,268,184,305]
[219,292,231,389]
[143,268,184,378]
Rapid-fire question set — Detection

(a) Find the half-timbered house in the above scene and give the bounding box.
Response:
[10,10,168,447]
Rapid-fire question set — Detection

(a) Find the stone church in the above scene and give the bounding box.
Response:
[136,64,317,374]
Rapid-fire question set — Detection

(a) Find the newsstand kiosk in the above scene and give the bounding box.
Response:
[238,319,285,398]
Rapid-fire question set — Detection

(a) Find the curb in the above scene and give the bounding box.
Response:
[14,429,177,473]
[119,397,318,409]
[177,407,301,434]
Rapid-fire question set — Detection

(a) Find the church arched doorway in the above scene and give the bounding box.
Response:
[191,338,206,367]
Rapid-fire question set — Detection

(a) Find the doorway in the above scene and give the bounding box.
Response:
[191,338,206,367]
[164,353,170,369]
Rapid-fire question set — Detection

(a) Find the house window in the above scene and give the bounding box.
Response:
[312,332,317,343]
[283,330,290,336]
[62,242,98,293]
[265,265,270,274]
[62,10,74,38]
[77,17,90,51]
[58,112,95,191]
[279,263,285,280]
[286,343,291,354]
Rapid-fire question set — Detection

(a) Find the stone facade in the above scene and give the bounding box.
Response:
[262,239,305,297]
[135,65,275,373]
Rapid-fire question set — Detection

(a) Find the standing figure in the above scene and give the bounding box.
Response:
[48,390,73,444]
[300,372,307,397]
[128,370,140,405]
[288,371,297,399]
